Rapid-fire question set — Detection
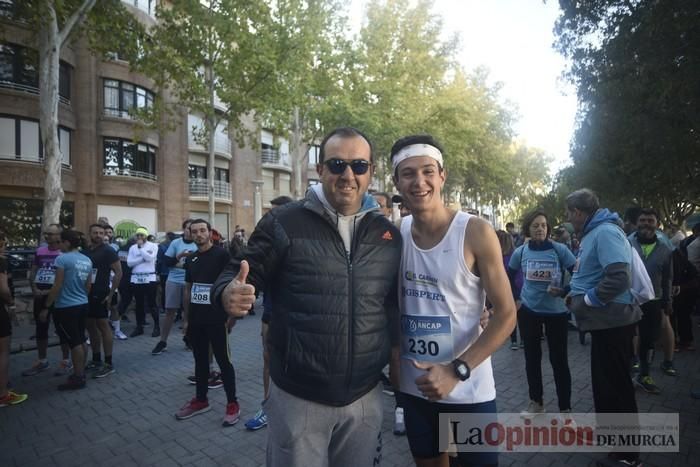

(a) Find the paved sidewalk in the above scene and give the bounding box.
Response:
[2,306,698,466]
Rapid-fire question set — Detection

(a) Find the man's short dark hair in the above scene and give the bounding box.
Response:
[103,224,114,231]
[189,218,211,231]
[624,207,643,224]
[89,223,105,232]
[505,222,515,229]
[271,195,293,206]
[566,188,600,215]
[373,192,392,208]
[318,127,373,164]
[638,208,659,221]
[390,134,445,175]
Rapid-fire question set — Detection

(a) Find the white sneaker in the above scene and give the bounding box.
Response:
[393,407,406,435]
[114,330,128,340]
[520,400,545,419]
[559,410,576,428]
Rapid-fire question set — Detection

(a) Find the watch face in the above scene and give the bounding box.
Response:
[457,364,468,377]
[454,360,469,380]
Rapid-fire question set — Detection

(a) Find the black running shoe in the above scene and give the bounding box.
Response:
[58,374,86,391]
[151,341,167,355]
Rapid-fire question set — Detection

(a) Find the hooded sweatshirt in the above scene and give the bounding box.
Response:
[568,209,641,331]
[310,184,379,253]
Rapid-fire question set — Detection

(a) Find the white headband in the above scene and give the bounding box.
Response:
[391,144,444,172]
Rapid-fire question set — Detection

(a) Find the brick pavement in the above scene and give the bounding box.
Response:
[2,302,699,467]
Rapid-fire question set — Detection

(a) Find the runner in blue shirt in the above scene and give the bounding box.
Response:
[152,219,197,355]
[45,230,93,390]
[508,209,576,418]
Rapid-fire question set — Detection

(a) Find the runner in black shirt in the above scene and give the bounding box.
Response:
[175,219,239,426]
[1,231,28,407]
[84,224,122,378]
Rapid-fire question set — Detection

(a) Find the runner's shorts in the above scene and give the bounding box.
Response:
[53,304,88,348]
[165,281,185,309]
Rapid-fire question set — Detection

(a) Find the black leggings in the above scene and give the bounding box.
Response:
[638,300,662,376]
[517,306,571,411]
[673,291,695,345]
[190,321,237,403]
[132,282,158,327]
[117,278,133,316]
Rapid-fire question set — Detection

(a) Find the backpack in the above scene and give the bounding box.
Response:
[628,243,655,305]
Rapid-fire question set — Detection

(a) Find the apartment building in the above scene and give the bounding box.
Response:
[0,0,302,244]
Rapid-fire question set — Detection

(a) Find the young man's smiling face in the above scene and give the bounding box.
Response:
[394,156,445,213]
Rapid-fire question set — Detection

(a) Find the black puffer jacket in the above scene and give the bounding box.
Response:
[212,192,402,406]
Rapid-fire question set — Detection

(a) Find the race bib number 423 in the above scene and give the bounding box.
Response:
[525,260,557,282]
[401,314,453,363]
[191,283,212,305]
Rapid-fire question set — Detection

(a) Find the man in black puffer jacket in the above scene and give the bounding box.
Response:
[212,127,401,467]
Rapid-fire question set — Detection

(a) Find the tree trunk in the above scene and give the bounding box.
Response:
[206,66,216,227]
[207,117,216,227]
[37,0,97,234]
[290,107,305,198]
[38,3,63,233]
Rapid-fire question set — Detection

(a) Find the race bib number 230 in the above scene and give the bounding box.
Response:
[401,314,453,363]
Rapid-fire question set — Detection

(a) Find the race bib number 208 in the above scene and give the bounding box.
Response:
[191,283,212,305]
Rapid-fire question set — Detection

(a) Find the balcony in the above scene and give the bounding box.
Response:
[188,178,232,200]
[103,167,157,181]
[261,148,291,169]
[0,81,70,105]
[1,153,71,167]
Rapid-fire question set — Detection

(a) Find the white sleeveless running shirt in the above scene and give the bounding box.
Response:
[398,211,496,404]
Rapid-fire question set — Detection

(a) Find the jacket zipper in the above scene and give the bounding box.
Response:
[344,214,379,390]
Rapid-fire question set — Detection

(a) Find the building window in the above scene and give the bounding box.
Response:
[0,0,17,18]
[0,197,74,247]
[187,165,229,183]
[103,79,154,119]
[0,42,71,102]
[0,115,70,164]
[126,0,155,16]
[103,137,156,180]
[307,145,320,166]
[188,164,206,179]
[215,168,229,183]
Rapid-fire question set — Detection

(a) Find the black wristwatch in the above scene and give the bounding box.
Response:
[452,359,470,381]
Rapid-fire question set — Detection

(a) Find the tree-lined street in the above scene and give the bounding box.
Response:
[2,298,699,466]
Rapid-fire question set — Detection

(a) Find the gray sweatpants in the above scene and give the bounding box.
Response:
[266,381,383,467]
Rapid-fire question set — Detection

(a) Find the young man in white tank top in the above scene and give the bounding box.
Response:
[390,135,516,467]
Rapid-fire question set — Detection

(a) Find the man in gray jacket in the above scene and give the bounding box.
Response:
[629,208,673,394]
[565,188,642,466]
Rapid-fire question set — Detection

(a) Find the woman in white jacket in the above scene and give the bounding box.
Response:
[127,227,159,338]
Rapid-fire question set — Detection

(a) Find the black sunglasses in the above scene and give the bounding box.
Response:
[324,159,371,175]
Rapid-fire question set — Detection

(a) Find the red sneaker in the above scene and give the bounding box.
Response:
[222,401,240,427]
[175,398,210,420]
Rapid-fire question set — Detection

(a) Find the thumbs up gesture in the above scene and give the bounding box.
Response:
[412,359,459,401]
[222,260,256,318]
